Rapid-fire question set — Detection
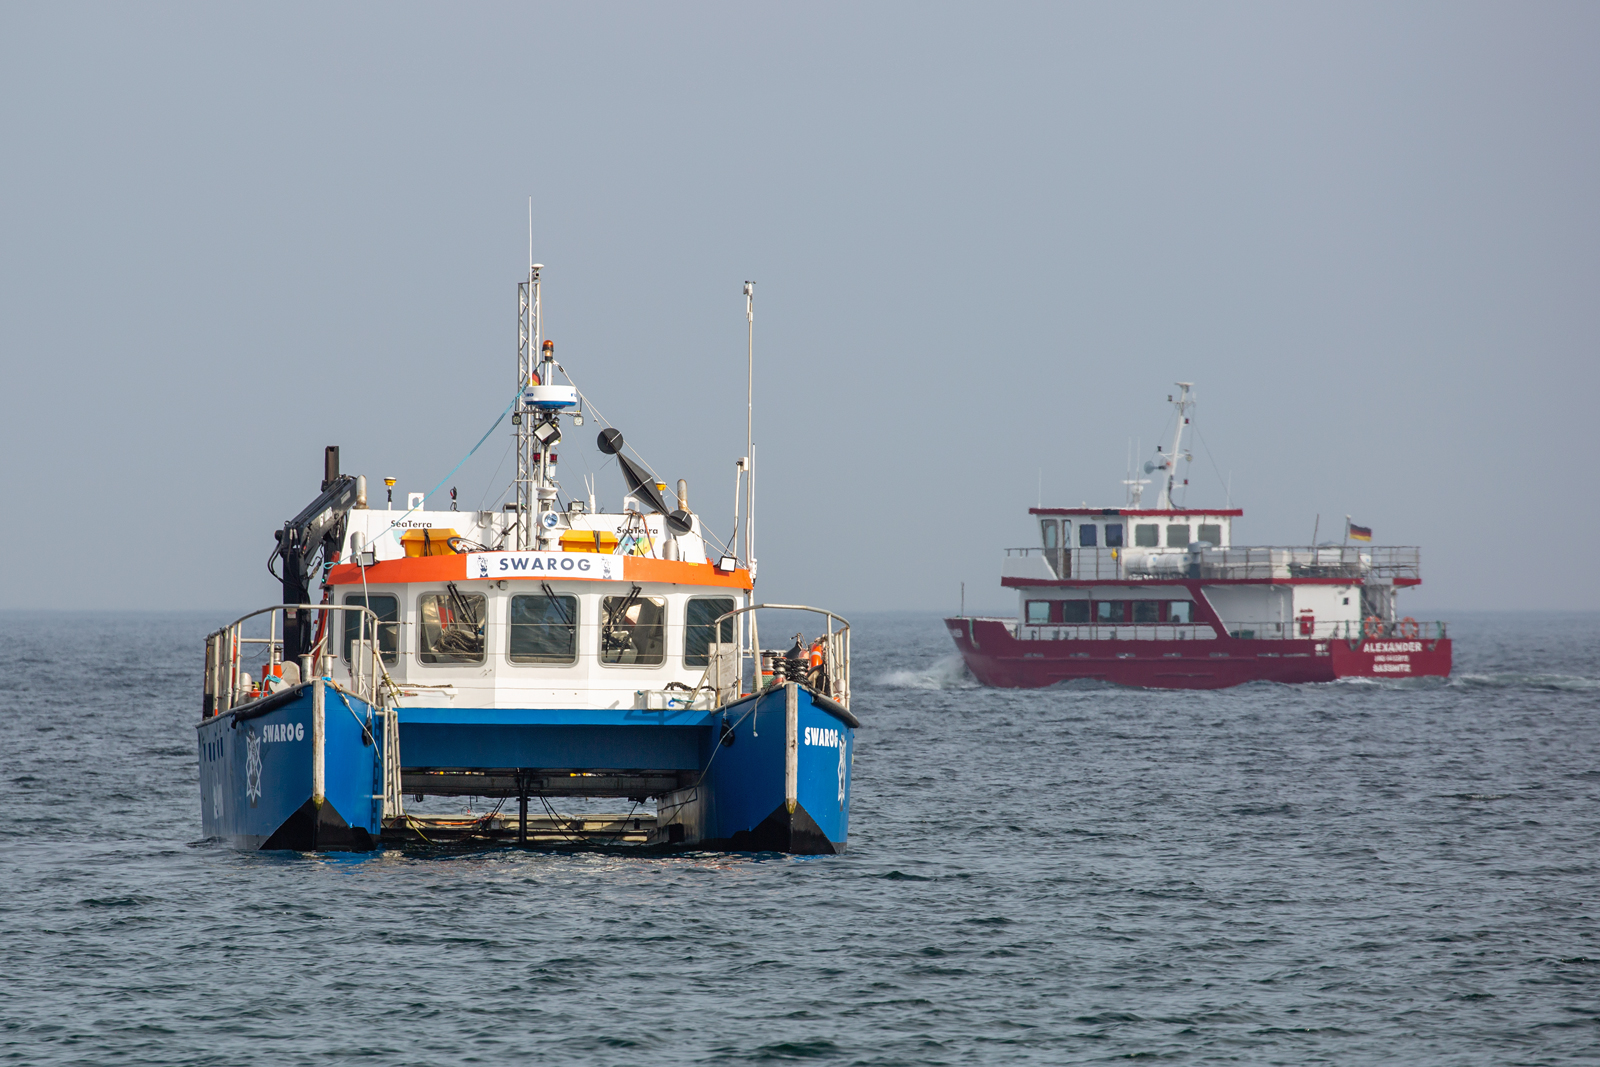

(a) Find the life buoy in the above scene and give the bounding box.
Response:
[809,641,824,669]
[1363,615,1385,639]
[1398,617,1419,639]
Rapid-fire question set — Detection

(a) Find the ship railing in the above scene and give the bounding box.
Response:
[1217,618,1447,641]
[708,604,851,711]
[203,603,387,718]
[1324,618,1449,642]
[1185,546,1419,581]
[1008,545,1421,582]
[1002,546,1116,579]
[1014,618,1447,642]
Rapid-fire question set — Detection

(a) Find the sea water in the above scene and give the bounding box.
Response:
[2,610,1597,1065]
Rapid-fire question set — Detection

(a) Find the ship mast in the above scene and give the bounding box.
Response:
[1154,382,1194,511]
[744,280,756,581]
[515,261,542,550]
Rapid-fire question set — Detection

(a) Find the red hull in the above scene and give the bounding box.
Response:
[945,618,1452,690]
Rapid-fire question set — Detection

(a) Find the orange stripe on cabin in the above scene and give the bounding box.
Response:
[326,555,466,585]
[624,556,752,590]
[326,553,750,590]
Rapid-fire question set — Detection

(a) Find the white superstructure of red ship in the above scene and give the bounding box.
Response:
[946,384,1451,689]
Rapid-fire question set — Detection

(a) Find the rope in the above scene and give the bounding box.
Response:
[654,696,765,823]
[327,682,375,744]
[1190,424,1232,509]
[382,385,524,531]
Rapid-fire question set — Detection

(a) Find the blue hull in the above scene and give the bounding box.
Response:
[197,683,383,851]
[200,683,853,854]
[656,685,855,853]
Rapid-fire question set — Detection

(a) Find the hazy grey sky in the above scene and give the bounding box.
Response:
[3,3,1595,614]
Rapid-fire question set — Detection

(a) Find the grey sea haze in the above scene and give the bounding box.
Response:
[2,610,1598,1065]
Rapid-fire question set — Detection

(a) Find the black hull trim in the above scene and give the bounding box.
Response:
[701,802,844,856]
[259,798,375,852]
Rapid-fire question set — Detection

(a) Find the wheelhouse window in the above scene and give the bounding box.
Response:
[1040,520,1058,549]
[1095,601,1127,623]
[1104,523,1124,548]
[509,591,578,664]
[1060,601,1090,623]
[1197,523,1222,546]
[1166,524,1190,548]
[1025,600,1051,625]
[418,587,486,665]
[1135,524,1159,547]
[1079,524,1098,547]
[1132,600,1160,623]
[342,594,399,665]
[686,597,737,667]
[1168,601,1193,624]
[601,591,666,665]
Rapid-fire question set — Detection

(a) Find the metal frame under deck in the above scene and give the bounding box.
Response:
[384,810,658,847]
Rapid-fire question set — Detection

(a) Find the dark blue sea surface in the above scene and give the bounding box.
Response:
[2,610,1598,1065]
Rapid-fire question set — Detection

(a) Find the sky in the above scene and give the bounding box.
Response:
[2,3,1596,615]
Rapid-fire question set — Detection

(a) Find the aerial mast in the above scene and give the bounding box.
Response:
[744,280,756,580]
[516,260,543,550]
[1153,382,1194,511]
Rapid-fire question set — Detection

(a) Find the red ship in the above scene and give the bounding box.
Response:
[947,384,1451,689]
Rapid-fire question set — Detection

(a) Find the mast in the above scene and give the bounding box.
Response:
[743,281,759,682]
[744,280,755,580]
[1154,382,1194,511]
[516,262,542,549]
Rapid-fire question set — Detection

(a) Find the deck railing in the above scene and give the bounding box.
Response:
[709,604,851,710]
[203,603,387,717]
[1009,618,1447,642]
[1006,545,1421,582]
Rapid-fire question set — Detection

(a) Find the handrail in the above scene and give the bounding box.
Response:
[203,603,385,719]
[720,603,851,629]
[709,603,852,710]
[1010,619,1448,642]
[1007,544,1422,582]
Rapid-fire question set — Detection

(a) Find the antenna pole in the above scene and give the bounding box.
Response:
[516,258,542,550]
[1156,382,1194,510]
[744,281,755,580]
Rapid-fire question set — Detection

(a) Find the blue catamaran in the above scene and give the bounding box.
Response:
[197,266,856,853]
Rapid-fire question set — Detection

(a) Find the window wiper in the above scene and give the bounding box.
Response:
[541,582,572,627]
[602,585,643,653]
[446,582,481,629]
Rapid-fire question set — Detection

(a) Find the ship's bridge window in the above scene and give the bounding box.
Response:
[1040,520,1059,550]
[1166,524,1190,548]
[686,597,737,667]
[1061,601,1090,623]
[509,591,578,664]
[1079,524,1098,547]
[1095,601,1126,623]
[1025,600,1050,625]
[1197,523,1222,546]
[1168,601,1193,624]
[1105,523,1124,548]
[1132,600,1159,623]
[342,594,399,665]
[601,591,666,665]
[1134,524,1159,547]
[418,587,486,665]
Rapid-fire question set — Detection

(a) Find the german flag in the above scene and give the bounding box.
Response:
[1347,520,1372,542]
